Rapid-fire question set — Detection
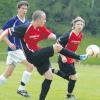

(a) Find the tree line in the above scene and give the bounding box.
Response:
[0,0,99,35]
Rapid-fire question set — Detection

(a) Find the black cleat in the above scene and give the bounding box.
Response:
[52,68,58,74]
[66,94,76,100]
[17,90,30,97]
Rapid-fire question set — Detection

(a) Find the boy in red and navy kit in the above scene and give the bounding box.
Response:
[53,16,85,99]
[0,11,87,100]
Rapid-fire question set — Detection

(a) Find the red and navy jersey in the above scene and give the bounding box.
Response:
[9,23,52,52]
[23,24,52,51]
[58,31,83,64]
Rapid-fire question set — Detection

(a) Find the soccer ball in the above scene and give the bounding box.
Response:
[86,45,100,57]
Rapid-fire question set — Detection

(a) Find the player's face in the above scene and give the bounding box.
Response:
[39,14,46,27]
[18,5,28,17]
[74,21,84,32]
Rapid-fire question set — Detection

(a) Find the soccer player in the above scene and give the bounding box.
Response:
[52,16,86,99]
[0,10,87,100]
[0,1,33,97]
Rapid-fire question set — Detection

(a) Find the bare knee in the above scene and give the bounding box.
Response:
[23,60,34,72]
[44,69,53,80]
[4,64,15,78]
[69,74,77,80]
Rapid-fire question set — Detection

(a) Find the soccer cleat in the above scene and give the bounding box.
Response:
[66,94,76,100]
[17,90,30,97]
[52,68,58,74]
[79,54,88,61]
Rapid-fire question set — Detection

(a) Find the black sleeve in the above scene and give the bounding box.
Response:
[10,22,30,39]
[59,48,80,60]
[57,32,70,47]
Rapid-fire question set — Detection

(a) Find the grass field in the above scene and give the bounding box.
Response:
[0,62,100,100]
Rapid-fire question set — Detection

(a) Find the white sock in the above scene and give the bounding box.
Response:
[18,71,31,90]
[0,75,7,85]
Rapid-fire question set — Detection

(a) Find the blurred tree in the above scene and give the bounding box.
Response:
[0,0,99,35]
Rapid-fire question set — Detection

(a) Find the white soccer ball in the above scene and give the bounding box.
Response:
[86,45,100,57]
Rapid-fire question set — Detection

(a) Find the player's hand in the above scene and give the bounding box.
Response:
[79,54,88,61]
[9,43,16,50]
[75,59,80,62]
[62,56,67,63]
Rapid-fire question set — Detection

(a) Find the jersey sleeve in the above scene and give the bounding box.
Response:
[9,23,30,39]
[57,32,70,47]
[2,16,17,30]
[41,26,52,39]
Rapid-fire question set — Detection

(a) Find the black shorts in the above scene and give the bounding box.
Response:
[22,43,54,75]
[36,58,51,75]
[58,59,76,78]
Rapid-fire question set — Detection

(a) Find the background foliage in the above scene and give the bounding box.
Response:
[0,0,100,35]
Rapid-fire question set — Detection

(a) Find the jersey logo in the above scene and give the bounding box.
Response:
[29,35,40,39]
[71,40,80,44]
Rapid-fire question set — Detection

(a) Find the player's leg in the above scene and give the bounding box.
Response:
[39,68,53,100]
[53,43,80,60]
[35,58,53,100]
[16,49,33,97]
[52,58,69,80]
[0,52,16,85]
[66,64,77,99]
[67,74,77,99]
[0,64,15,85]
[17,59,33,97]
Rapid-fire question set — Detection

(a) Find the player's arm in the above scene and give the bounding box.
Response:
[0,29,16,49]
[0,29,9,42]
[41,26,56,40]
[0,23,29,42]
[0,16,17,48]
[0,24,22,42]
[59,54,67,63]
[57,32,69,47]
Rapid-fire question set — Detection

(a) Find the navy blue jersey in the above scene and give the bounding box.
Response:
[2,15,29,51]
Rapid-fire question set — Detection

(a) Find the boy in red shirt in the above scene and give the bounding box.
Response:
[53,16,85,99]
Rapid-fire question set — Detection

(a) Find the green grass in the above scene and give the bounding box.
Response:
[0,62,100,100]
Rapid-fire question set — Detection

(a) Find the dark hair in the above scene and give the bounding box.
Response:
[17,0,29,8]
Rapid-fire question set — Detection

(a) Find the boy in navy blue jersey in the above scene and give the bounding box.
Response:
[0,1,33,97]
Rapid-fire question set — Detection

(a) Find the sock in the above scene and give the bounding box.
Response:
[39,79,52,100]
[59,48,80,60]
[68,80,76,93]
[0,75,7,85]
[18,71,31,90]
[52,69,68,80]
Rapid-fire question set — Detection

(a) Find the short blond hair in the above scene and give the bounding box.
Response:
[71,16,85,29]
[32,10,46,21]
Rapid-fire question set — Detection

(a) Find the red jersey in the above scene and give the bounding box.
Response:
[23,24,52,52]
[65,32,83,63]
